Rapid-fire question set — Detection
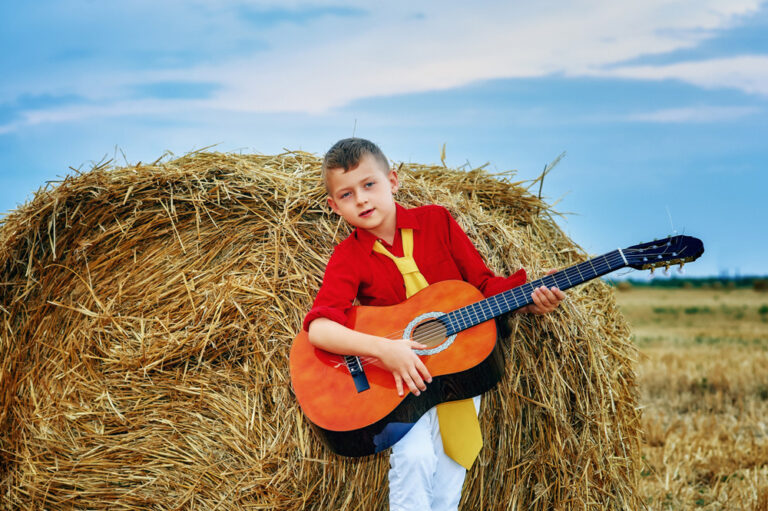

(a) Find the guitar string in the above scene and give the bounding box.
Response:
[335,245,678,370]
[332,250,632,370]
[334,245,691,371]
[333,250,640,370]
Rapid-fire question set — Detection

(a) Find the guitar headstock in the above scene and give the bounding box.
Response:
[623,235,704,271]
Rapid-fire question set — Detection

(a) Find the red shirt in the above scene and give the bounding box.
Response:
[303,203,527,331]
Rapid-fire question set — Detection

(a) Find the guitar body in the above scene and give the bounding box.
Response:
[290,280,504,457]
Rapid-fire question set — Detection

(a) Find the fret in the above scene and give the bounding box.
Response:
[473,302,483,323]
[494,294,504,315]
[485,297,501,318]
[511,290,522,309]
[573,262,585,281]
[467,303,478,326]
[503,291,513,311]
[457,309,466,330]
[489,297,499,320]
[560,270,573,287]
[492,295,504,317]
[444,313,454,334]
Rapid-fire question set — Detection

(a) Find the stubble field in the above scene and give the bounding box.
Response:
[614,286,768,510]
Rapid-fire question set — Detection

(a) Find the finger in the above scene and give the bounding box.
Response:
[402,373,420,396]
[409,341,428,350]
[415,358,432,383]
[394,374,404,397]
[532,287,556,313]
[408,366,426,392]
[527,294,541,314]
[545,286,562,303]
[546,269,558,275]
[545,287,565,307]
[540,287,557,305]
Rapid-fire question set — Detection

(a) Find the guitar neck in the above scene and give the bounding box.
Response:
[443,249,628,336]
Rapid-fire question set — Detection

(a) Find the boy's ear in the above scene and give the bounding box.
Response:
[327,196,341,215]
[388,169,399,194]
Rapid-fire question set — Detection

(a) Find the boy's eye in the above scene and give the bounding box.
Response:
[364,181,375,188]
[340,192,351,199]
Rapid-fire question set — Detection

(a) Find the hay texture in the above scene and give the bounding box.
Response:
[0,151,643,509]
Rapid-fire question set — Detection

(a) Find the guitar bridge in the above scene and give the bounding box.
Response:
[344,355,370,393]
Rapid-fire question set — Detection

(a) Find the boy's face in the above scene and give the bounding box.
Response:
[326,153,399,234]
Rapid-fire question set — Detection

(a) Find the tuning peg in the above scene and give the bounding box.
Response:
[663,265,670,277]
[649,267,655,278]
[678,263,685,275]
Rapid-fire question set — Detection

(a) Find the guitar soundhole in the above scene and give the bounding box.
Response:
[411,319,447,348]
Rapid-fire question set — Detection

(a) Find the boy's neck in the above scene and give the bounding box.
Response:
[363,208,397,245]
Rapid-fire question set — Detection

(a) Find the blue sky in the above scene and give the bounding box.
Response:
[1,1,767,277]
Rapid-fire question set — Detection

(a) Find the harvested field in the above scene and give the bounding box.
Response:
[1,151,643,509]
[615,287,768,510]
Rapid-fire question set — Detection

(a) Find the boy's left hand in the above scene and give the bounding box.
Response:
[521,270,566,315]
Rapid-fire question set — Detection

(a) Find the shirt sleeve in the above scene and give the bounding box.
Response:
[442,207,527,297]
[302,245,360,332]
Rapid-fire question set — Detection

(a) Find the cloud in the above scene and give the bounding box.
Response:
[624,105,760,122]
[162,0,768,113]
[2,0,766,131]
[237,4,367,28]
[132,81,222,100]
[0,93,85,126]
[589,55,768,96]
[0,99,207,135]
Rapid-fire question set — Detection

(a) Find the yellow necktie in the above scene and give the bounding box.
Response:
[373,228,482,469]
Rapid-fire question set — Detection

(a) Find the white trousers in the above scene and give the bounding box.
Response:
[388,395,481,511]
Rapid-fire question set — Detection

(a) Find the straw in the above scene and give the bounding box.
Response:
[0,151,642,509]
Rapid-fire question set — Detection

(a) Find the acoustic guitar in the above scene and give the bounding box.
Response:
[290,235,704,457]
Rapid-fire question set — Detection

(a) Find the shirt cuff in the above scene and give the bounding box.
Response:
[302,306,349,332]
[481,268,527,298]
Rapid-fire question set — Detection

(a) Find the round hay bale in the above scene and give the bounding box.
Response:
[616,280,632,292]
[0,151,643,509]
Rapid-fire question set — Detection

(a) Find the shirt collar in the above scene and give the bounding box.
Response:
[354,203,420,253]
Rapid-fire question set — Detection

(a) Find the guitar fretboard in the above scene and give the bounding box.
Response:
[442,250,626,336]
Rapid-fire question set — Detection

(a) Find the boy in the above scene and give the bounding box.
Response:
[303,138,564,511]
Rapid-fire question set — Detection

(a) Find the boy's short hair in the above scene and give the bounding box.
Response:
[322,138,390,192]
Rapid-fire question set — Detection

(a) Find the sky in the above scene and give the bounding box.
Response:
[1,1,767,277]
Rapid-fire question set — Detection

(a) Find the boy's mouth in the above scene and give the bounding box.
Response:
[359,208,375,218]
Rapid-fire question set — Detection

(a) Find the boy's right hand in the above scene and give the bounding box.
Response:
[375,338,432,397]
